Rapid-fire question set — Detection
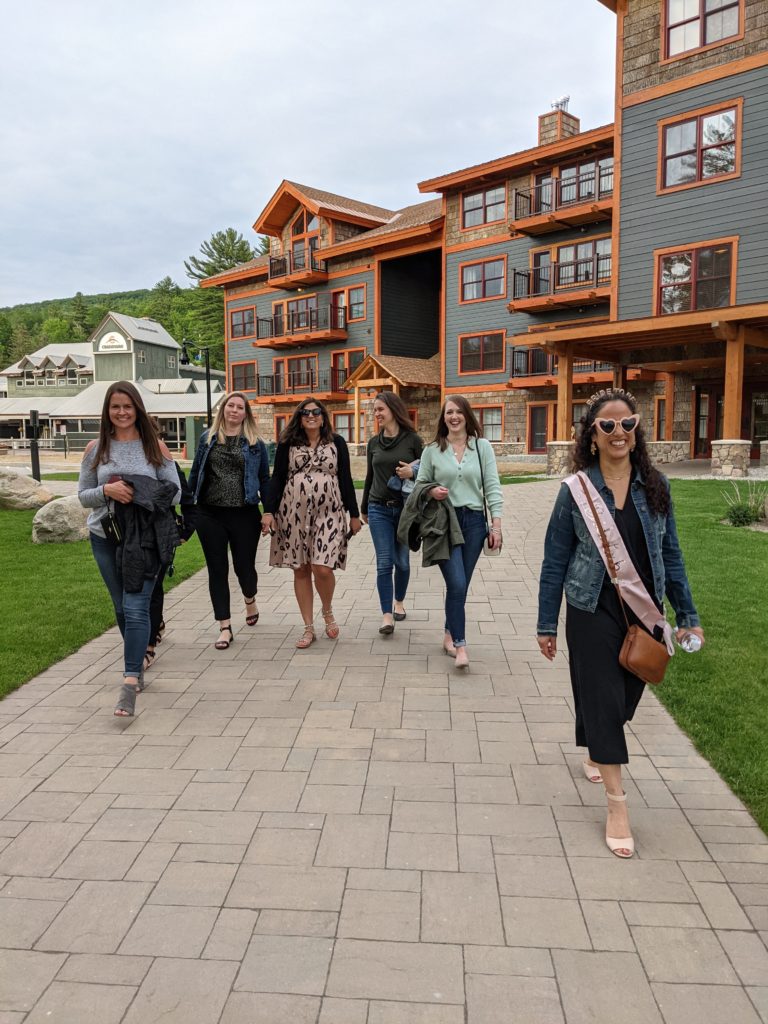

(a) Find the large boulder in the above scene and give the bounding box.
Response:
[32,495,89,543]
[0,468,54,510]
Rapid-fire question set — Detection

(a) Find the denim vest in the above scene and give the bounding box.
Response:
[189,431,270,506]
[537,463,700,635]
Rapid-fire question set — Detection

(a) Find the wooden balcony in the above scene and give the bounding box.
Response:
[268,247,328,288]
[254,368,348,404]
[254,306,347,349]
[509,254,612,314]
[510,169,613,236]
[508,349,653,389]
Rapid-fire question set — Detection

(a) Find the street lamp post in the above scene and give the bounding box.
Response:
[180,339,212,428]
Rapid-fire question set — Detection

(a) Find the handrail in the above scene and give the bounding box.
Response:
[513,165,614,220]
[512,253,612,299]
[510,348,615,378]
[268,247,327,279]
[256,305,346,339]
[256,367,348,396]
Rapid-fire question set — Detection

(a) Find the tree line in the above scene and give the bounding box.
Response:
[0,229,269,373]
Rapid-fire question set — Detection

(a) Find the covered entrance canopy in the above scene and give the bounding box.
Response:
[343,354,441,443]
[530,302,768,443]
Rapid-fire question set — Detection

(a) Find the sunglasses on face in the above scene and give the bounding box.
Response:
[301,409,322,418]
[595,414,640,435]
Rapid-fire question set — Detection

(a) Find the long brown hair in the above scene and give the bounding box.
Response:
[572,388,670,516]
[432,394,483,452]
[373,391,416,435]
[211,391,260,445]
[279,396,334,446]
[96,381,164,468]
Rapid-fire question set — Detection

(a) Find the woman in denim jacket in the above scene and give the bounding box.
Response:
[189,392,270,650]
[537,388,703,858]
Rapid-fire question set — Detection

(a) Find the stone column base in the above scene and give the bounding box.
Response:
[760,440,768,468]
[546,441,573,477]
[711,439,751,478]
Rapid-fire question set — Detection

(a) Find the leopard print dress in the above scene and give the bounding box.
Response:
[270,443,348,570]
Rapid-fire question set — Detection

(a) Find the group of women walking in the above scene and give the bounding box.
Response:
[79,379,703,860]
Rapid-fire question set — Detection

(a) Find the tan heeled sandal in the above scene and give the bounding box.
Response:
[322,608,340,640]
[583,761,603,784]
[606,791,635,858]
[296,624,316,649]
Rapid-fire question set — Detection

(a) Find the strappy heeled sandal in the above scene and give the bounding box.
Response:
[156,620,166,644]
[322,608,340,640]
[606,791,635,858]
[214,624,234,650]
[114,683,139,717]
[582,761,603,784]
[244,597,259,626]
[143,648,156,671]
[296,624,316,649]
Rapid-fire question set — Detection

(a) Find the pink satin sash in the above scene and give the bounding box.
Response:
[564,472,676,657]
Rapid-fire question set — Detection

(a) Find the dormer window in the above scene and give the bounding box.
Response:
[290,209,320,271]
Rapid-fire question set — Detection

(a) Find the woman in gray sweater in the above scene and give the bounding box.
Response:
[79,381,180,717]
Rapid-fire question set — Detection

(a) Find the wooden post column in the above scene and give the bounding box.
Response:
[723,328,745,438]
[556,347,574,441]
[612,364,628,391]
[664,372,675,441]
[354,386,361,444]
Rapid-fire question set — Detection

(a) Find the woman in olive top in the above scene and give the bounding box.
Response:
[416,395,503,669]
[361,392,423,635]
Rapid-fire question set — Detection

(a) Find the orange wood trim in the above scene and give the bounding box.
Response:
[654,393,666,441]
[526,400,558,453]
[229,360,258,393]
[445,232,512,254]
[556,349,574,441]
[611,1,625,319]
[524,315,610,334]
[623,50,768,108]
[652,235,739,316]
[330,285,366,323]
[201,266,268,289]
[456,331,507,376]
[229,305,257,341]
[457,255,507,306]
[656,97,743,196]
[374,257,381,355]
[318,223,441,260]
[689,386,697,457]
[440,225,446,402]
[659,0,744,65]
[444,382,510,394]
[459,183,508,233]
[225,285,272,300]
[472,403,505,441]
[664,372,675,441]
[330,347,367,371]
[723,329,746,436]
[273,413,289,439]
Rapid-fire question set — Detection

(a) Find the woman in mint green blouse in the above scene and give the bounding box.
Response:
[416,396,503,669]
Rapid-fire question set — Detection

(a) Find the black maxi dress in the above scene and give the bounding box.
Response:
[565,491,662,764]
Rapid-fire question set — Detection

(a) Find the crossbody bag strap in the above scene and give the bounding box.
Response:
[476,439,491,527]
[576,473,633,634]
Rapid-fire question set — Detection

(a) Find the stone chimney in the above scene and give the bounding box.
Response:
[538,97,580,146]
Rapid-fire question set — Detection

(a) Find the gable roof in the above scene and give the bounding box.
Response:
[200,254,270,288]
[318,200,443,260]
[345,353,441,389]
[2,343,93,376]
[254,180,394,236]
[100,313,180,350]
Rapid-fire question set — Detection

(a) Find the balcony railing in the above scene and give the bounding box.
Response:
[256,367,349,397]
[256,305,346,341]
[268,247,326,281]
[512,253,612,301]
[511,348,615,378]
[513,166,614,221]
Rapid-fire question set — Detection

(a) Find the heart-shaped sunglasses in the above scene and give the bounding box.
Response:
[595,413,640,435]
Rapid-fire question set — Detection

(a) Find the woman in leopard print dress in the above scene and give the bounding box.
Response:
[262,397,361,648]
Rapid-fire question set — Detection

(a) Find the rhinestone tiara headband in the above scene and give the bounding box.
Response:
[585,387,636,410]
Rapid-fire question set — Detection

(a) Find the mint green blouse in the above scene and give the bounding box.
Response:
[416,437,503,517]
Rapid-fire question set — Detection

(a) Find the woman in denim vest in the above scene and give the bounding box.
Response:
[537,388,704,858]
[188,392,270,650]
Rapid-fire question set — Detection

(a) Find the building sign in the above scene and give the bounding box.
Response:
[99,331,128,352]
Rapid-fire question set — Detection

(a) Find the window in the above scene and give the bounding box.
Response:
[559,156,614,206]
[167,355,176,369]
[661,105,738,190]
[556,238,612,288]
[331,286,365,323]
[572,403,588,435]
[528,405,551,453]
[333,412,365,442]
[231,362,257,391]
[408,408,418,428]
[665,0,740,58]
[658,241,733,314]
[348,286,365,321]
[462,186,506,228]
[230,308,255,338]
[459,333,505,373]
[290,209,320,270]
[136,349,146,364]
[477,407,502,442]
[331,349,365,390]
[655,398,667,441]
[79,376,89,385]
[274,415,288,440]
[460,259,505,302]
[286,295,317,331]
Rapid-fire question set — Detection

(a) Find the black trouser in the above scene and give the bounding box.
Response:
[148,565,168,647]
[196,504,262,620]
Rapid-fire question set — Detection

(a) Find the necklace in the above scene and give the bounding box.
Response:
[602,471,631,482]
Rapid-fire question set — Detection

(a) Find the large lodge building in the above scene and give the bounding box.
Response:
[204,0,768,476]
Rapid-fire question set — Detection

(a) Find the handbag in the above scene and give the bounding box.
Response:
[477,440,500,557]
[102,507,123,546]
[577,475,670,685]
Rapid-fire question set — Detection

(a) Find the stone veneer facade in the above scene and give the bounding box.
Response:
[710,440,752,477]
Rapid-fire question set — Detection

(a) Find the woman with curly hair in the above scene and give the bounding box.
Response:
[537,388,703,858]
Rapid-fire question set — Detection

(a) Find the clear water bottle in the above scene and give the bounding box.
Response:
[678,632,702,653]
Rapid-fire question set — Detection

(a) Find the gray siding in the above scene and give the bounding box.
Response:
[619,65,768,319]
[94,353,133,381]
[380,251,440,358]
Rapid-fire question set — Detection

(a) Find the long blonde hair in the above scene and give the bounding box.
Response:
[211,392,260,445]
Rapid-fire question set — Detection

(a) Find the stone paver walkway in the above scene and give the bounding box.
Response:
[2,480,767,1024]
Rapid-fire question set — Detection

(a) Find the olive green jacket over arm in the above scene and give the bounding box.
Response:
[396,478,465,567]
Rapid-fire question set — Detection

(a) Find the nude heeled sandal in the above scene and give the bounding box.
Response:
[606,791,635,858]
[582,761,603,783]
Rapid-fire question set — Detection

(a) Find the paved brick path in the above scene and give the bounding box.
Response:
[2,480,767,1024]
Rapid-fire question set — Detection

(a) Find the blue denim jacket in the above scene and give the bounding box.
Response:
[188,430,270,506]
[537,464,700,635]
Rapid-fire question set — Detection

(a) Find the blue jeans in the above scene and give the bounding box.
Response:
[367,503,411,614]
[439,506,487,648]
[90,533,156,679]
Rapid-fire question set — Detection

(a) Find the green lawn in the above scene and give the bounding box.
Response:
[42,472,81,481]
[0,510,206,699]
[662,481,768,832]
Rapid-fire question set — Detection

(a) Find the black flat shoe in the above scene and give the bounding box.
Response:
[393,611,406,622]
[379,623,395,635]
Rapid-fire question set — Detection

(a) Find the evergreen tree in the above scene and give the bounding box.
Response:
[69,291,90,338]
[256,235,271,255]
[184,228,256,282]
[6,323,34,364]
[146,276,182,326]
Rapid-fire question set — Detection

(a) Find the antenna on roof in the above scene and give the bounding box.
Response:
[551,95,570,112]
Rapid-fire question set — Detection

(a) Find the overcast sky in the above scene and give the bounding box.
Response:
[0,0,616,307]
